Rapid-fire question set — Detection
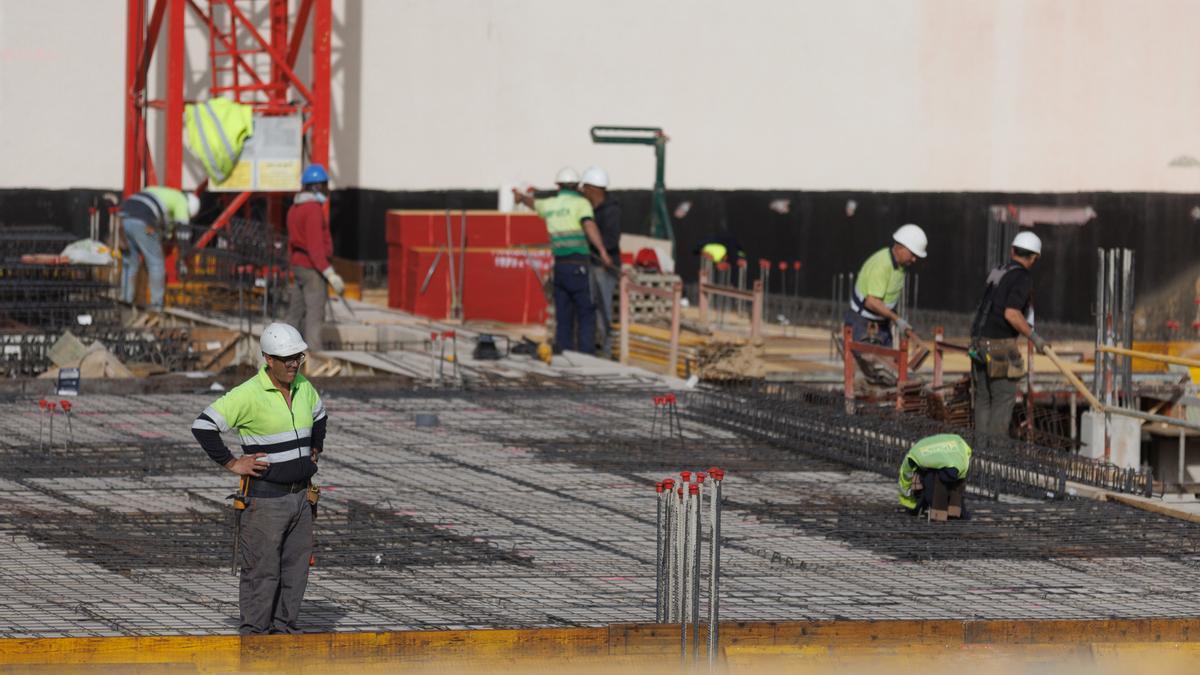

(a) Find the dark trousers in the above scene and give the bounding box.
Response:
[238,491,313,635]
[285,266,327,348]
[972,363,1019,439]
[554,260,595,354]
[842,309,893,346]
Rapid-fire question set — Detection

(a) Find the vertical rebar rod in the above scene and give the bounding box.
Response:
[691,482,701,662]
[678,484,688,664]
[1179,428,1186,489]
[1121,249,1135,406]
[655,483,664,622]
[708,470,723,668]
[1094,248,1104,410]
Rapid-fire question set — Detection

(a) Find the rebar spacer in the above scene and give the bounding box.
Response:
[680,471,692,483]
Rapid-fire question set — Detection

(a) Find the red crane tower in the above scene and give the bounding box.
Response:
[123,0,331,253]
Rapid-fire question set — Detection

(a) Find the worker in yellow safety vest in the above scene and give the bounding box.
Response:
[898,433,971,520]
[117,186,200,311]
[844,224,927,347]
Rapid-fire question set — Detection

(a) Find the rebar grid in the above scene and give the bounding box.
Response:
[686,383,1153,499]
[0,386,1197,637]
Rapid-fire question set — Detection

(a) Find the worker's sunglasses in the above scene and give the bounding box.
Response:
[271,353,307,367]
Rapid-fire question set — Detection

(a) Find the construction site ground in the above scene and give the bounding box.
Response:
[2,380,1200,638]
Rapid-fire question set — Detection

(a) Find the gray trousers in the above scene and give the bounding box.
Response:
[972,364,1019,439]
[238,490,313,635]
[285,266,327,348]
[590,264,619,357]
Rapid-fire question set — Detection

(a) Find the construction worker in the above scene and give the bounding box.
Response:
[580,166,621,356]
[898,433,971,520]
[285,164,343,349]
[512,168,612,354]
[191,322,326,635]
[844,224,927,346]
[969,230,1048,438]
[117,186,200,311]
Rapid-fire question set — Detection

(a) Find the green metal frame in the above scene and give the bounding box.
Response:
[590,126,673,253]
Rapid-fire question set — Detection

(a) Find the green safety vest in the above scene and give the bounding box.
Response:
[534,189,594,258]
[138,186,192,236]
[897,433,972,509]
[184,98,254,183]
[852,247,905,320]
[701,243,727,263]
[197,365,325,483]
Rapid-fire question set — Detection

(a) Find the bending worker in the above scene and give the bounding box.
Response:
[191,322,326,635]
[844,224,927,346]
[513,168,612,354]
[117,186,200,311]
[898,433,971,521]
[286,164,343,348]
[969,230,1049,438]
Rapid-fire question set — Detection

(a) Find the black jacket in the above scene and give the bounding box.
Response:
[590,197,622,261]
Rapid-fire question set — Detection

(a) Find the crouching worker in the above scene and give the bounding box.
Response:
[898,433,971,521]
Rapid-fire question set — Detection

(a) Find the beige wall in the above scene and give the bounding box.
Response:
[3,0,1200,192]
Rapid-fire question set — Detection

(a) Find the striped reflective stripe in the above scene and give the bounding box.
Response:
[198,406,230,432]
[312,399,326,422]
[198,101,236,182]
[262,447,306,464]
[849,290,891,321]
[239,428,311,447]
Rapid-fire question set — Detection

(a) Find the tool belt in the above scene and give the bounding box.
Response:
[247,478,311,498]
[972,336,1026,379]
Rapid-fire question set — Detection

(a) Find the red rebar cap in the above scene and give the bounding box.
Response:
[736,259,747,267]
[758,259,771,268]
[442,330,456,339]
[665,393,677,404]
[656,481,664,493]
[38,399,47,409]
[696,474,706,484]
[777,261,787,271]
[680,471,692,482]
[716,262,730,272]
[1167,320,1181,330]
[689,483,699,495]
[677,486,684,497]
[1193,321,1200,330]
[47,402,57,410]
[662,478,675,490]
[793,261,802,270]
[709,467,726,481]
[431,332,439,341]
[59,400,72,412]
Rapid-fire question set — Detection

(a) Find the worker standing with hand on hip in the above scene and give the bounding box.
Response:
[969,230,1048,439]
[286,164,342,348]
[844,224,927,346]
[117,186,200,311]
[191,322,326,635]
[513,168,613,354]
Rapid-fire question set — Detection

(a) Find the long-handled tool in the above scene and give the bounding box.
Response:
[1043,344,1105,412]
[227,476,250,576]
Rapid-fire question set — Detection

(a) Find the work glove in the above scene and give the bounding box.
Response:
[1030,332,1049,354]
[895,317,913,335]
[321,267,345,294]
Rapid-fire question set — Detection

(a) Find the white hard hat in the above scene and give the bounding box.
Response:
[1012,230,1042,255]
[260,322,308,357]
[555,167,580,185]
[186,193,201,219]
[892,223,928,259]
[581,166,609,189]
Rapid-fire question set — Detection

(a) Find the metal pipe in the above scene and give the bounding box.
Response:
[443,210,457,321]
[655,482,664,622]
[1179,428,1187,490]
[1097,345,1200,369]
[1106,405,1200,433]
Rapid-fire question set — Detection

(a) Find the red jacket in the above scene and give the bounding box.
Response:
[287,197,332,271]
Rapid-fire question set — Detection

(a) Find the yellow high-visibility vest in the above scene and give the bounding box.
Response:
[184,98,253,183]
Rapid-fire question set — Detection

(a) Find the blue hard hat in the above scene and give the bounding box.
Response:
[301,164,329,185]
